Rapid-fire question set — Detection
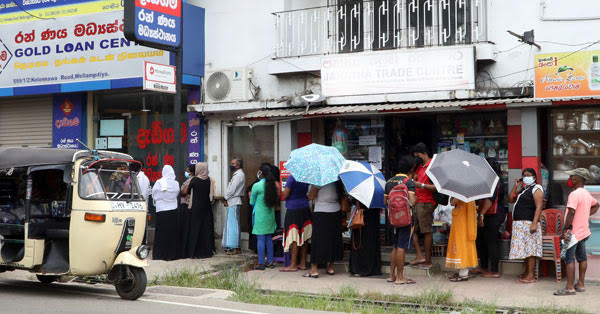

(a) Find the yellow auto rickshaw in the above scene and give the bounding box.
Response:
[0,147,149,300]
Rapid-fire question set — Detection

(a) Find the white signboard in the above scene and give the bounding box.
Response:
[321,47,475,97]
[143,61,176,93]
[0,10,169,88]
[358,135,376,146]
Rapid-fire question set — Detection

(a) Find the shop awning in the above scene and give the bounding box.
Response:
[238,97,544,120]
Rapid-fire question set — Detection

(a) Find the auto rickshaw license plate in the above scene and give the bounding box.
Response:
[111,201,144,211]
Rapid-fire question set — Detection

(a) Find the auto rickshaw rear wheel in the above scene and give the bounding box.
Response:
[115,266,146,300]
[36,275,58,284]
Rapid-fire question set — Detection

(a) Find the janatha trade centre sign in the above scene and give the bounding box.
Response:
[124,0,181,50]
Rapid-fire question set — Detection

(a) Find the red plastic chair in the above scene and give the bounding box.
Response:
[537,208,564,282]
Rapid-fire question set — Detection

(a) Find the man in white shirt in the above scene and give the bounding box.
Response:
[136,165,151,206]
[223,157,246,254]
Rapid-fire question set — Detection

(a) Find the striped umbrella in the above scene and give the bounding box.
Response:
[338,160,386,209]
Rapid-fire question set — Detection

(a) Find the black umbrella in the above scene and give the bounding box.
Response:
[425,149,499,202]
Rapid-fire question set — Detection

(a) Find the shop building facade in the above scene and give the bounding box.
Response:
[0,1,206,181]
[191,0,600,273]
[0,1,206,226]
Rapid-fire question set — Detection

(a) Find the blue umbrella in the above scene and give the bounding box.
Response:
[284,143,345,186]
[338,160,386,208]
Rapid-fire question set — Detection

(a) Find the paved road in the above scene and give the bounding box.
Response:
[0,278,336,314]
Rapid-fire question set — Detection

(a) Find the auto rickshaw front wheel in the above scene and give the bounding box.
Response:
[114,266,147,300]
[36,275,58,284]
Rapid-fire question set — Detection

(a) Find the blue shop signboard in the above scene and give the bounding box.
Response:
[52,94,85,149]
[124,0,181,50]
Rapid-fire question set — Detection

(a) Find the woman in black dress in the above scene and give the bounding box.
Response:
[178,164,195,259]
[182,162,215,258]
[348,200,382,277]
[151,165,180,261]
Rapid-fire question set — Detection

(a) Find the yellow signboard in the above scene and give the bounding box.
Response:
[534,50,600,99]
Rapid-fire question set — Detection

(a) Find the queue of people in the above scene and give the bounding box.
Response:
[147,143,598,297]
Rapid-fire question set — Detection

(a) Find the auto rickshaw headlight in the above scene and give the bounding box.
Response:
[136,245,149,259]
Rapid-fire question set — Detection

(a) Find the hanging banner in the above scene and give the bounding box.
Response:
[0,10,169,89]
[53,94,83,149]
[187,112,201,165]
[279,161,290,201]
[534,50,600,98]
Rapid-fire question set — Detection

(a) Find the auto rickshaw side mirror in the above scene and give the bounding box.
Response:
[63,167,73,184]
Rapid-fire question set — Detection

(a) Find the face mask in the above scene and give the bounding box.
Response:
[229,165,236,172]
[567,178,574,189]
[184,172,190,179]
[257,171,262,180]
[522,176,535,186]
[415,157,424,165]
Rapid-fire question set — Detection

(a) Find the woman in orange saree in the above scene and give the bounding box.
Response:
[445,198,478,282]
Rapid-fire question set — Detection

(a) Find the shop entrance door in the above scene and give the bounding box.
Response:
[387,116,435,175]
[226,123,277,233]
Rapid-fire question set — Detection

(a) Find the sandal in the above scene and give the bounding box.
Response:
[302,273,319,278]
[448,273,469,282]
[395,279,416,285]
[575,282,585,292]
[386,278,396,283]
[409,259,426,266]
[279,267,298,272]
[481,273,501,278]
[554,289,576,296]
[519,278,537,284]
[327,271,335,276]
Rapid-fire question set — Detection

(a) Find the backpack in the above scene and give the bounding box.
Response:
[388,178,412,227]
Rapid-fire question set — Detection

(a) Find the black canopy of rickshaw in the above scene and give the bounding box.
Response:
[0,148,133,169]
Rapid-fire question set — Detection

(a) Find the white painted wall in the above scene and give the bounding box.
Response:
[190,0,600,103]
[189,0,308,102]
[485,0,600,88]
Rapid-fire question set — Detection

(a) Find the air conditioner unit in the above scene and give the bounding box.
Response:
[204,68,253,104]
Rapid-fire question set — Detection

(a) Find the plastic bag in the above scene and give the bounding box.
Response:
[434,204,453,225]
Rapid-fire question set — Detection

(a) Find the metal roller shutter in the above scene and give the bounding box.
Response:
[0,97,52,148]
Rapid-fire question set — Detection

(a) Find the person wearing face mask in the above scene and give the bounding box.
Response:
[182,162,215,258]
[508,168,544,283]
[408,143,438,269]
[553,168,599,296]
[250,163,279,270]
[222,157,246,255]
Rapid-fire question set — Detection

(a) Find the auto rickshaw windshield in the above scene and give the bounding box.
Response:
[78,161,143,201]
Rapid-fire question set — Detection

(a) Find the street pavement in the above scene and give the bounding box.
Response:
[246,265,600,313]
[0,277,338,314]
[3,251,598,313]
